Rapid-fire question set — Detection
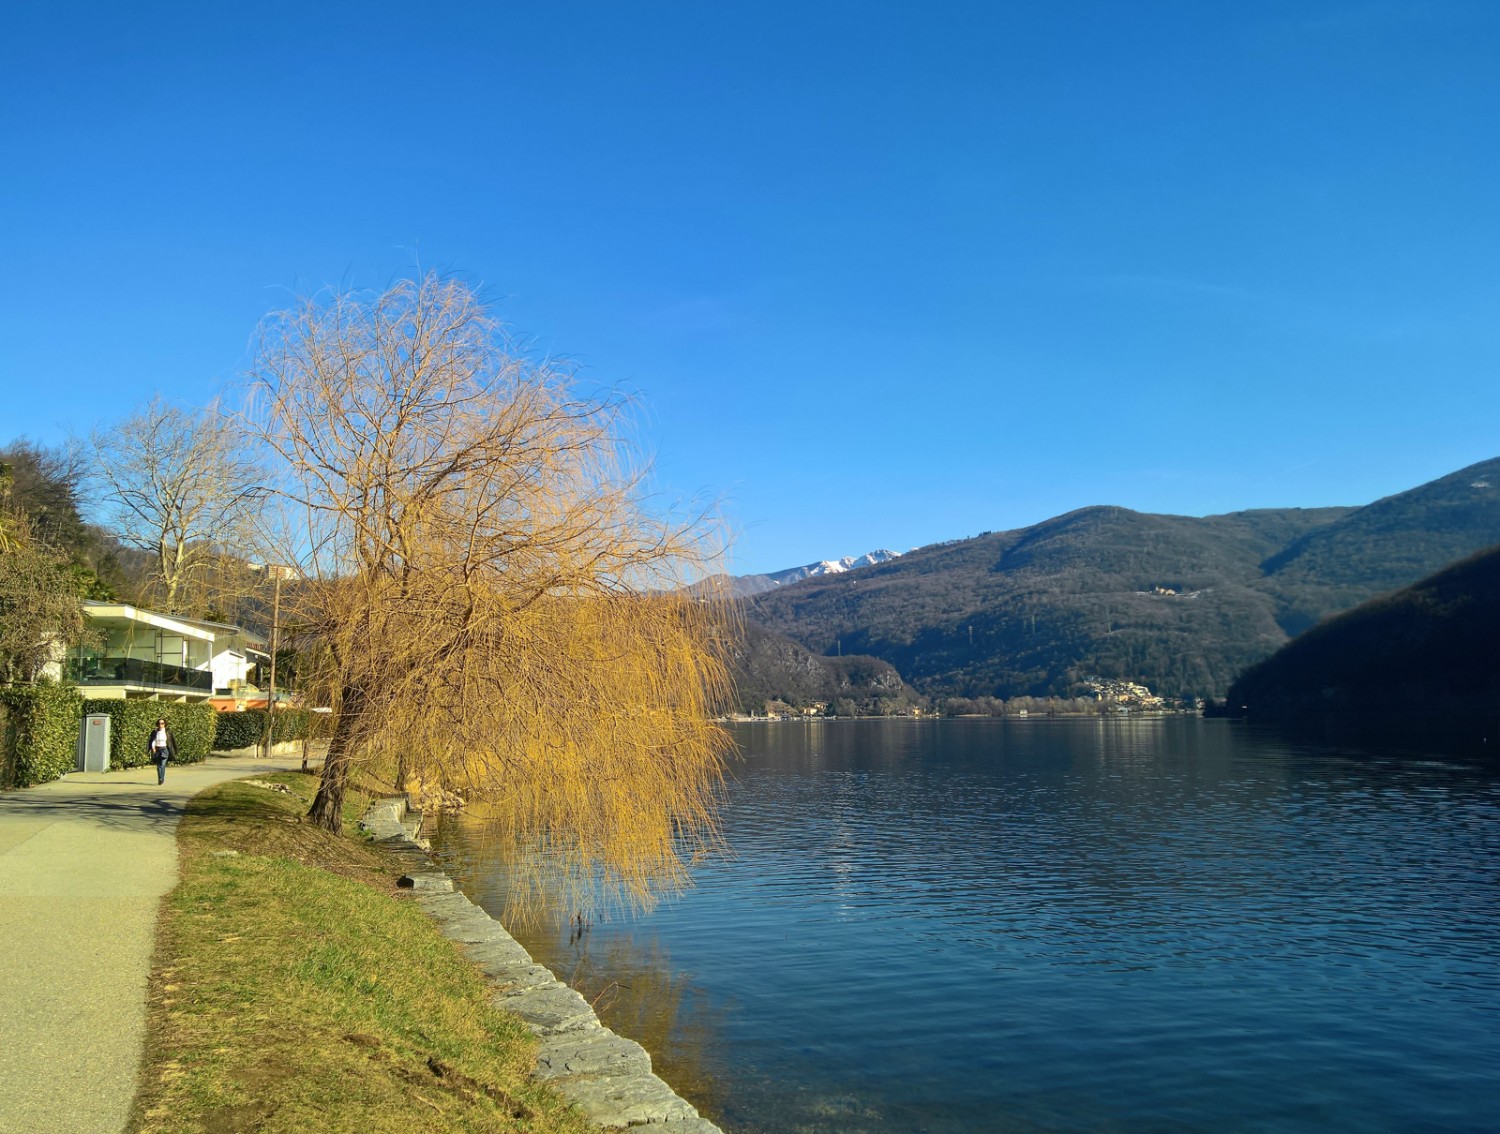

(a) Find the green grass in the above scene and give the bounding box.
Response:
[130,772,595,1134]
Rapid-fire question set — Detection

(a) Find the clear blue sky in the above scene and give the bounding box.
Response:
[3,1,1496,575]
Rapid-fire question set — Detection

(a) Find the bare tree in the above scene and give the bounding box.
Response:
[88,398,259,615]
[246,272,734,902]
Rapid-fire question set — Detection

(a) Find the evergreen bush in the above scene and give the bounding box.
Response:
[212,707,328,751]
[213,710,265,750]
[0,684,83,787]
[82,699,217,766]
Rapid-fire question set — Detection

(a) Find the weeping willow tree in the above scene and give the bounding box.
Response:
[245,272,734,902]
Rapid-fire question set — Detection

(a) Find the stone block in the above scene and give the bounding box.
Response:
[480,960,555,990]
[493,982,598,1034]
[439,914,514,943]
[396,872,454,892]
[387,847,431,867]
[551,1071,700,1126]
[534,1029,652,1080]
[359,798,410,842]
[415,893,480,920]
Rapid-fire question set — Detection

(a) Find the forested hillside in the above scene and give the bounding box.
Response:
[729,620,922,715]
[0,442,144,600]
[1226,543,1500,719]
[749,458,1500,701]
[1258,461,1500,634]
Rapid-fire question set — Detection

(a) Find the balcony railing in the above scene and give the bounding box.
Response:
[65,657,213,693]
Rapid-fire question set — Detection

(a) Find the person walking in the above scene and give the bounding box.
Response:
[147,717,176,784]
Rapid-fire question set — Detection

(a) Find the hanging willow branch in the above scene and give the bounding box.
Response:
[244,272,736,905]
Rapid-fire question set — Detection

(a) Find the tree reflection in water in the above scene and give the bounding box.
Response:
[431,815,731,1125]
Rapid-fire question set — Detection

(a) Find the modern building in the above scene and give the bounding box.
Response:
[170,615,272,700]
[58,601,269,703]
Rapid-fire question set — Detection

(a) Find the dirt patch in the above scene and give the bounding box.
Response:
[201,1066,293,1133]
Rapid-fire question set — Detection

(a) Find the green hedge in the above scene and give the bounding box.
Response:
[213,710,263,750]
[0,684,83,788]
[212,707,329,751]
[82,699,217,767]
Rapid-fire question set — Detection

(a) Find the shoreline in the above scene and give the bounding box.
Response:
[722,709,1202,721]
[361,796,724,1132]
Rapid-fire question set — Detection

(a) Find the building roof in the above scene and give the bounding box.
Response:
[170,614,270,653]
[81,601,215,641]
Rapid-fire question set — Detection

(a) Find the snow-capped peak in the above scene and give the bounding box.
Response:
[765,549,902,586]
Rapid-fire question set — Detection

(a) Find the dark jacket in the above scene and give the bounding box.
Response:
[146,725,178,762]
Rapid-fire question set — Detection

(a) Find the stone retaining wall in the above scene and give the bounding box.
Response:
[361,796,724,1132]
[212,740,307,758]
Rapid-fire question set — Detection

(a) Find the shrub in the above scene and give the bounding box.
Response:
[0,684,84,787]
[170,703,217,763]
[212,707,330,751]
[82,699,217,767]
[213,710,265,751]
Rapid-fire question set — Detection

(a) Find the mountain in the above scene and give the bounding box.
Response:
[1258,461,1500,635]
[1226,542,1500,720]
[728,620,921,715]
[728,549,903,598]
[748,458,1500,702]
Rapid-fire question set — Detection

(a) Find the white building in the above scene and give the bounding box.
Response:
[56,602,267,703]
[170,615,272,698]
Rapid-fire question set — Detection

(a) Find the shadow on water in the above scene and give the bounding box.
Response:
[551,931,731,1121]
[1236,710,1500,766]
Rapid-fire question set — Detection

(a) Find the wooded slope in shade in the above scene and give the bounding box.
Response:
[748,458,1500,701]
[1225,541,1500,719]
[729,620,920,714]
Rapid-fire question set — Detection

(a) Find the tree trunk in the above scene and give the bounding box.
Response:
[307,683,364,833]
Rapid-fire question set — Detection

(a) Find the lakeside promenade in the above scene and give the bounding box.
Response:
[0,754,301,1134]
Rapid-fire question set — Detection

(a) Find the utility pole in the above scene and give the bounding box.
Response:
[261,569,282,758]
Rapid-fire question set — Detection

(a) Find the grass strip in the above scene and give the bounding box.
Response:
[130,771,595,1134]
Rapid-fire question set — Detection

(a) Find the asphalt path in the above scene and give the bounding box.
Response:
[0,753,302,1134]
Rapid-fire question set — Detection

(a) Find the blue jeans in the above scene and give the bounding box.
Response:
[155,754,168,784]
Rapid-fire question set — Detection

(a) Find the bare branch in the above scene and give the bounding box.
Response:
[244,272,736,909]
[88,397,262,615]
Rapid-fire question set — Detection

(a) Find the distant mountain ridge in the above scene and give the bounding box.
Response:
[747,458,1500,702]
[730,549,903,597]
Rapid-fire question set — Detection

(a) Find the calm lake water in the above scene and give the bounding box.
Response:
[432,718,1500,1133]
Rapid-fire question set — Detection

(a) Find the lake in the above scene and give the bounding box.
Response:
[431,718,1500,1133]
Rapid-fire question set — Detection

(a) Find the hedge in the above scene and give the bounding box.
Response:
[0,684,83,788]
[82,699,217,767]
[212,707,329,751]
[212,710,263,751]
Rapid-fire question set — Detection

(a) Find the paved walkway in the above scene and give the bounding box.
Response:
[0,754,302,1134]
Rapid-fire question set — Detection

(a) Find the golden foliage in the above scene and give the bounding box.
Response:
[245,272,734,904]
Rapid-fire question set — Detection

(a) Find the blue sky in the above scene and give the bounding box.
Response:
[3,1,1497,575]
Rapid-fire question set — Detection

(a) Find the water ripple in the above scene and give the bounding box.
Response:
[435,719,1500,1134]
